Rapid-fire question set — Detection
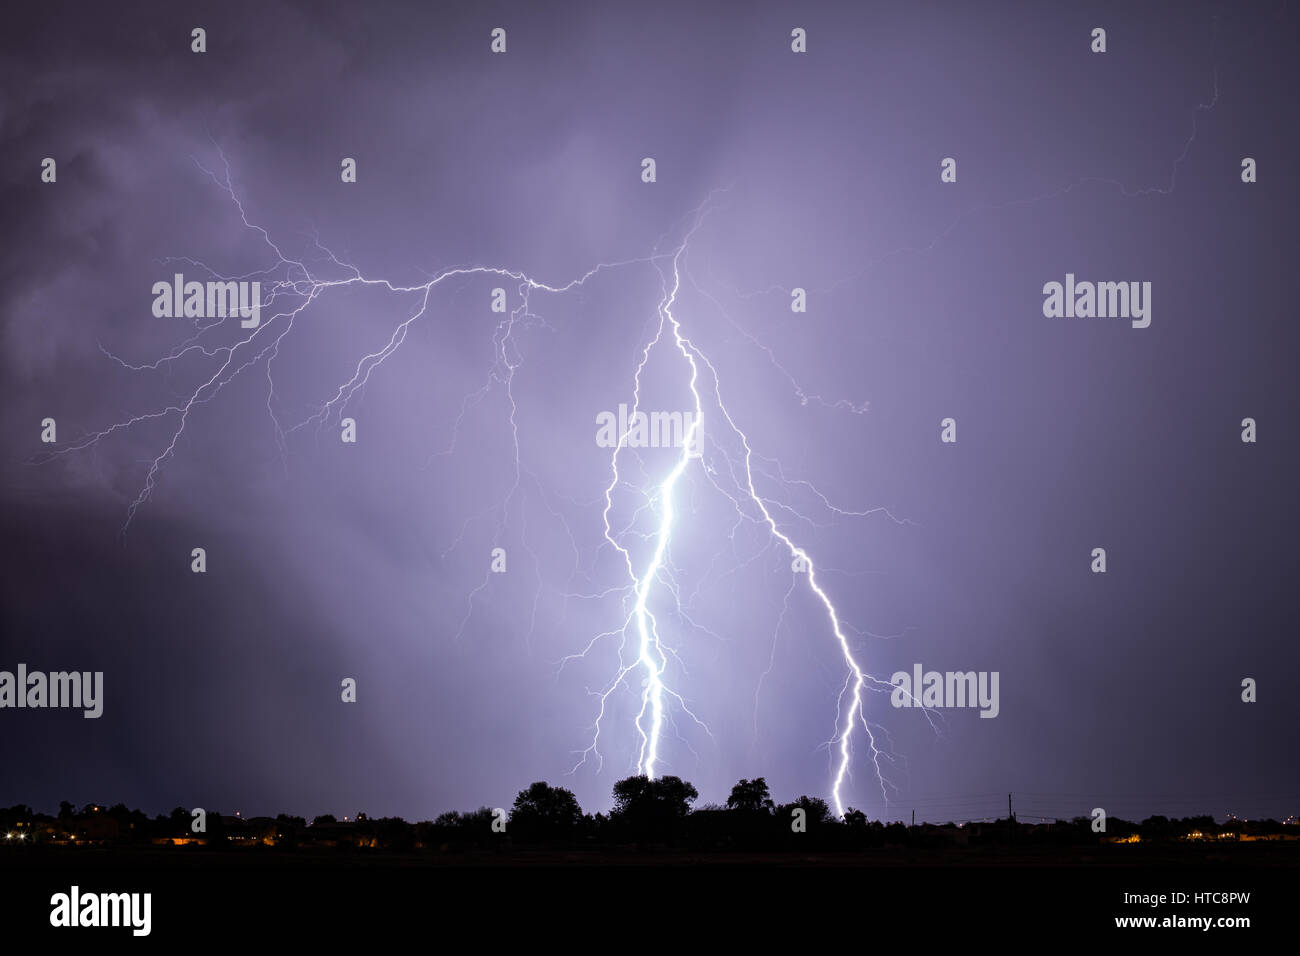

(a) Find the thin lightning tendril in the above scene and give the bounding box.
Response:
[37,151,927,818]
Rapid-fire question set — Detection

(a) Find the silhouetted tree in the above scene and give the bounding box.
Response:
[373,816,415,851]
[432,807,499,849]
[726,778,775,813]
[103,802,147,841]
[611,775,698,842]
[510,781,584,841]
[1141,815,1174,839]
[779,795,832,827]
[434,807,496,829]
[205,809,228,848]
[274,814,306,847]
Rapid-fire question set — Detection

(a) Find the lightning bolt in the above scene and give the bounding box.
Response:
[39,150,924,819]
[564,195,927,817]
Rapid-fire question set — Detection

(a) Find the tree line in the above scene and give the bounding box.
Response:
[2,778,1291,852]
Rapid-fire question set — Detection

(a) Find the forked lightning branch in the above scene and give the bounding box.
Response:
[43,153,925,818]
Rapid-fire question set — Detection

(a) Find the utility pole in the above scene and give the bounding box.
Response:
[1008,793,1014,843]
[912,809,915,827]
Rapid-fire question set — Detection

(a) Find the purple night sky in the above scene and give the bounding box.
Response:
[2,0,1296,826]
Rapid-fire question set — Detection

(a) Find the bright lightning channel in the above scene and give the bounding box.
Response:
[42,152,922,818]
